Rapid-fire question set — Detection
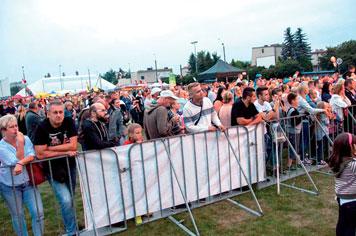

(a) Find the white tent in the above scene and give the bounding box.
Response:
[17,75,115,96]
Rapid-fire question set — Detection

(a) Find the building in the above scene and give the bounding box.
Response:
[136,67,173,84]
[311,49,326,72]
[180,65,190,77]
[251,44,282,68]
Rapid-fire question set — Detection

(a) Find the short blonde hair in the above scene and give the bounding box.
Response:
[0,114,17,131]
[333,83,344,95]
[127,123,142,137]
[222,91,233,104]
[187,82,200,97]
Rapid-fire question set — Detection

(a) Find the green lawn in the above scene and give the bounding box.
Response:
[0,171,338,236]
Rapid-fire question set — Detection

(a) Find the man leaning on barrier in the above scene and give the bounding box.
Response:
[183,82,225,133]
[33,100,78,236]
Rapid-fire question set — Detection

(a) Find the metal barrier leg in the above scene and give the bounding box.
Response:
[161,140,200,236]
[223,131,264,217]
[275,123,319,195]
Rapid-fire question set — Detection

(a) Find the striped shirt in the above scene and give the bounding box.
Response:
[183,97,222,133]
[335,158,356,200]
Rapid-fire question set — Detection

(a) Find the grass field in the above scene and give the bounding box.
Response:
[0,171,338,236]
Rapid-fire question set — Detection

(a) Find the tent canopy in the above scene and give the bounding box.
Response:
[198,60,245,82]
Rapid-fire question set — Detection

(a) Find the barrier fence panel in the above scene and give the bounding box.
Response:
[2,106,356,235]
[76,124,266,235]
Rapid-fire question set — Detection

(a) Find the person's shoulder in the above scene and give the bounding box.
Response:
[203,97,213,105]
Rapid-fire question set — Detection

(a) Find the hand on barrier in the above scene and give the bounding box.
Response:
[208,125,217,132]
[66,150,78,157]
[13,163,23,175]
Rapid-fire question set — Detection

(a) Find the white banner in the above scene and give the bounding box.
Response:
[77,124,266,230]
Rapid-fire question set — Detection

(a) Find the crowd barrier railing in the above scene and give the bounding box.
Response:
[1,104,356,235]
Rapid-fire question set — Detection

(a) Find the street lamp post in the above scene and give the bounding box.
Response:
[59,64,63,90]
[22,66,27,96]
[222,42,226,62]
[191,41,198,73]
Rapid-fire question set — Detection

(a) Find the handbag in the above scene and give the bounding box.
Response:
[26,162,46,186]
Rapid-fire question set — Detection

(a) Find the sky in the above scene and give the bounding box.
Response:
[0,0,355,84]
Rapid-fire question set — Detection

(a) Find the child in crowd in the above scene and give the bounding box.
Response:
[123,123,143,145]
[316,101,335,165]
[286,92,302,170]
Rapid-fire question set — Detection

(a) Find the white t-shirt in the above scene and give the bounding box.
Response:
[253,100,272,134]
[254,100,272,113]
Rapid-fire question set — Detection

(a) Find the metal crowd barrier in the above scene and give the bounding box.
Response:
[1,104,356,236]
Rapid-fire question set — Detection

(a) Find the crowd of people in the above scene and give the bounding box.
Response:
[0,64,355,235]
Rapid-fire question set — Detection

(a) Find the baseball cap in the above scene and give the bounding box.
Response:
[151,87,162,95]
[158,90,179,100]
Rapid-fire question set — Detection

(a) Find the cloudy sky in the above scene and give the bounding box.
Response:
[1,0,355,84]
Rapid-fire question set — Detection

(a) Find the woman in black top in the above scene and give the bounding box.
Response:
[16,105,27,135]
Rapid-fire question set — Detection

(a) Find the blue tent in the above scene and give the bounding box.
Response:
[198,60,245,82]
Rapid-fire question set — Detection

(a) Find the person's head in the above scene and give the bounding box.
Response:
[328,133,356,174]
[28,102,38,112]
[321,82,331,94]
[47,100,65,128]
[64,101,73,111]
[309,89,318,99]
[242,87,256,104]
[348,64,355,73]
[150,87,162,99]
[287,92,299,107]
[89,102,108,122]
[157,90,178,108]
[344,79,355,90]
[188,82,204,104]
[215,87,226,102]
[0,114,18,139]
[222,91,233,104]
[333,82,344,95]
[282,84,290,94]
[256,86,269,102]
[297,83,309,96]
[127,123,143,143]
[271,88,282,99]
[112,98,121,109]
[171,100,180,111]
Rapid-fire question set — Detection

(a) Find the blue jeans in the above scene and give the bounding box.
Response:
[300,120,310,160]
[0,182,44,236]
[48,165,77,235]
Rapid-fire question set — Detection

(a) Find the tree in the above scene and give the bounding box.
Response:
[320,40,356,73]
[281,27,295,60]
[231,59,250,69]
[188,53,197,74]
[101,69,118,85]
[294,28,311,62]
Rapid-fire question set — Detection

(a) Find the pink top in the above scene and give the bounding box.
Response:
[218,104,232,127]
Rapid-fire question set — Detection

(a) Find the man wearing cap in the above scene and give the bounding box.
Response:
[144,87,161,109]
[143,90,178,140]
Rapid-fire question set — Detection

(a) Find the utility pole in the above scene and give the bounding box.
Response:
[191,41,198,73]
[154,54,158,82]
[22,66,27,96]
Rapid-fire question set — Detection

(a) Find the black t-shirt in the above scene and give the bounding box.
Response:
[231,100,259,126]
[33,117,77,183]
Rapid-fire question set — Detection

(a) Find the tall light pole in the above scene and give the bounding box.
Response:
[218,38,226,62]
[59,64,63,90]
[191,41,198,73]
[22,66,27,96]
[154,54,158,82]
[222,43,226,62]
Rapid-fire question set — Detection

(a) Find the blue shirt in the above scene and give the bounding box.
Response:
[0,136,35,186]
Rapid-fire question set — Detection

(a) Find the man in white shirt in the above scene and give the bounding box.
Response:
[183,82,225,133]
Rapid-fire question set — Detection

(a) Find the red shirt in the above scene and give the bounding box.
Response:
[123,139,134,145]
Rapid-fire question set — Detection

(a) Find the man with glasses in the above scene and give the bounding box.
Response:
[81,102,118,151]
[33,100,78,235]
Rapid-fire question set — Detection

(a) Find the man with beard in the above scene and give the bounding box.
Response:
[33,100,78,235]
[81,102,118,151]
